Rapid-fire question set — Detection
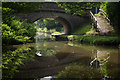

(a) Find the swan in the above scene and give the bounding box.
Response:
[35,51,42,56]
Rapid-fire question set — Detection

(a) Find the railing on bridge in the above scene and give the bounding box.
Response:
[90,11,100,32]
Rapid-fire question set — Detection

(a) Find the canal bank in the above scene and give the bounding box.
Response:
[55,34,120,46]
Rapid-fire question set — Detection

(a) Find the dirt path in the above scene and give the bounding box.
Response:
[96,16,113,35]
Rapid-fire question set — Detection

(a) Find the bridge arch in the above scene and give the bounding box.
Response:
[34,16,71,34]
[56,17,71,34]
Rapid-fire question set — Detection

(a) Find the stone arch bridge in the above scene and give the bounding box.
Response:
[16,3,91,34]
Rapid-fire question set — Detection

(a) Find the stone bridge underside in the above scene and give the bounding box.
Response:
[16,3,90,34]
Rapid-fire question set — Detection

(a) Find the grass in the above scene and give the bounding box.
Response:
[76,35,120,46]
[59,35,120,46]
[73,23,92,35]
[72,23,98,36]
[94,13,101,17]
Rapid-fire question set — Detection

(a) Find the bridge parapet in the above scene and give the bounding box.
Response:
[40,2,65,11]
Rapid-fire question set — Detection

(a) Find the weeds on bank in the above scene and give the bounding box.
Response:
[76,36,119,45]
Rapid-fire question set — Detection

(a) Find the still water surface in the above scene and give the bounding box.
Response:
[2,33,120,79]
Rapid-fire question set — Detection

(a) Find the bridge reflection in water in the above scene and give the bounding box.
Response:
[2,32,119,79]
[13,35,119,79]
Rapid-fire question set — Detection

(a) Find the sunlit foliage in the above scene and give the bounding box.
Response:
[36,18,64,35]
[36,18,63,32]
[2,46,36,79]
[2,2,42,45]
[2,19,37,45]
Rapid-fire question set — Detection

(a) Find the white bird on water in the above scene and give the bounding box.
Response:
[35,51,42,56]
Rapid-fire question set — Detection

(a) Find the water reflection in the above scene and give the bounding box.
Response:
[2,45,36,79]
[2,32,120,79]
[35,32,53,42]
[90,50,110,69]
[55,63,104,79]
[40,76,54,80]
[35,51,42,56]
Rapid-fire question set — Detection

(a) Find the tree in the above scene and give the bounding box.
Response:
[2,2,43,13]
[2,2,43,45]
[57,2,101,15]
[101,2,120,34]
[37,18,63,30]
[2,2,43,25]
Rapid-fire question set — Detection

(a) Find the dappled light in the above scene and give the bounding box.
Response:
[35,18,64,35]
[2,2,120,80]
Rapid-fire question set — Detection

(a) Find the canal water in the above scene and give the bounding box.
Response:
[2,33,120,79]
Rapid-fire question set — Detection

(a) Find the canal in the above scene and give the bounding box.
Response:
[2,32,120,79]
